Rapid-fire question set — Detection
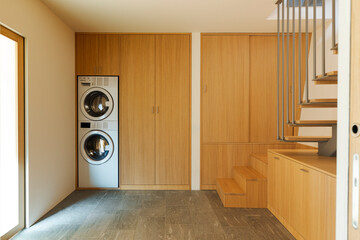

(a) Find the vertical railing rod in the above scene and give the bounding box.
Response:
[292,0,295,123]
[305,0,309,102]
[277,2,280,140]
[298,0,302,105]
[313,0,317,81]
[286,0,290,124]
[332,0,336,48]
[282,0,285,140]
[322,0,326,76]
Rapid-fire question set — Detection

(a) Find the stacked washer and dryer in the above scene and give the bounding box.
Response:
[77,76,119,188]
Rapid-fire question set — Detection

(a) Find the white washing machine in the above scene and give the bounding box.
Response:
[78,75,119,188]
[78,76,118,121]
[78,120,118,188]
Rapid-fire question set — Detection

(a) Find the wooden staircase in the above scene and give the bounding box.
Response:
[275,0,338,157]
[216,153,267,208]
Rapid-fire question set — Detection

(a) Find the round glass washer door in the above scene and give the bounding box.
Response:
[80,130,114,165]
[80,87,113,121]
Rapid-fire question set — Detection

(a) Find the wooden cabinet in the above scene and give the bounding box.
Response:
[201,35,250,143]
[155,35,190,184]
[120,35,156,185]
[76,34,120,75]
[267,150,336,240]
[119,34,191,187]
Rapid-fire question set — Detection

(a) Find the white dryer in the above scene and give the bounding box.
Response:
[78,76,118,121]
[78,120,118,188]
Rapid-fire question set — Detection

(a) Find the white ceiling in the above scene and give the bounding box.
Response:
[40,0,278,32]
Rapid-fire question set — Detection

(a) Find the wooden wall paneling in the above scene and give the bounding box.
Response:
[201,35,250,143]
[201,145,219,186]
[252,143,296,154]
[98,34,120,75]
[155,34,191,185]
[349,0,360,238]
[250,36,293,142]
[76,34,98,75]
[120,35,156,184]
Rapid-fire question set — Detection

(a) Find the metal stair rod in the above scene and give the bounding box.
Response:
[298,0,302,105]
[277,2,280,140]
[322,0,326,76]
[282,0,285,140]
[286,0,290,124]
[305,0,309,103]
[292,0,295,123]
[332,0,336,48]
[313,0,317,80]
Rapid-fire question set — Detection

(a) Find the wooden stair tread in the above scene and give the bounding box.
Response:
[284,136,331,142]
[289,120,337,127]
[316,71,338,78]
[251,153,268,164]
[309,98,337,103]
[313,75,337,85]
[216,178,245,195]
[233,166,266,181]
[300,99,337,108]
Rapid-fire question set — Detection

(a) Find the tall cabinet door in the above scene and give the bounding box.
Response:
[120,35,156,184]
[155,35,191,185]
[98,34,120,75]
[201,35,250,143]
[76,34,98,75]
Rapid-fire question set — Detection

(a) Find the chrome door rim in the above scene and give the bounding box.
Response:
[80,130,114,165]
[80,87,114,121]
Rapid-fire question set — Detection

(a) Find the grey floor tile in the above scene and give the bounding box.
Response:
[10,190,295,240]
[166,206,191,224]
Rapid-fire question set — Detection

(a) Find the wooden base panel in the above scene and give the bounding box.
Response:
[200,184,216,190]
[268,205,304,240]
[119,185,190,190]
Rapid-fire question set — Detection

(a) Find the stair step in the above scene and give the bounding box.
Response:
[216,178,245,195]
[316,71,338,78]
[289,120,337,127]
[313,71,338,85]
[216,178,246,208]
[251,153,268,164]
[233,167,266,182]
[284,136,331,142]
[300,99,337,108]
[232,167,267,208]
[250,153,268,178]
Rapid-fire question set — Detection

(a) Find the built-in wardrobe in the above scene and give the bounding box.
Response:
[76,33,191,190]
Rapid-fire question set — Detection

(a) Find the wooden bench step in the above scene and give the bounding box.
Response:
[216,178,246,208]
[284,136,331,142]
[251,153,268,164]
[250,154,268,178]
[233,166,266,182]
[289,120,337,127]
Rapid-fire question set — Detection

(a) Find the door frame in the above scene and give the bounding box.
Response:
[0,25,25,240]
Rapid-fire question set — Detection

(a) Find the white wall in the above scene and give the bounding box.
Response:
[0,0,75,226]
[191,33,201,190]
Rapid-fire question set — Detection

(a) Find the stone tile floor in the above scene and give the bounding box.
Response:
[12,190,295,240]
